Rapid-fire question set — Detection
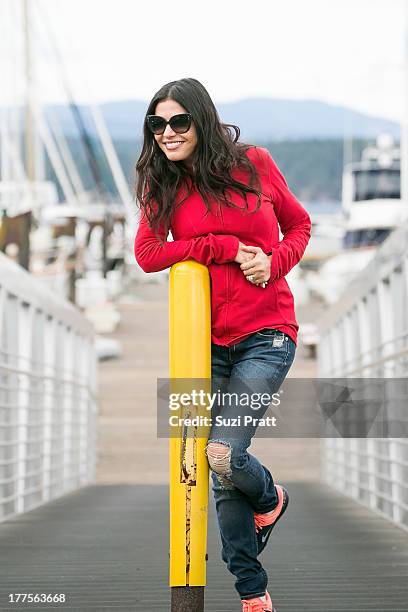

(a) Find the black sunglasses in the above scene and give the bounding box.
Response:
[146,113,192,135]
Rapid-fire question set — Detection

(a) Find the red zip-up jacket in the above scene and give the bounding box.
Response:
[134,146,311,347]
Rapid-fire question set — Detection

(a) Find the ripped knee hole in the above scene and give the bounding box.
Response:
[205,442,232,475]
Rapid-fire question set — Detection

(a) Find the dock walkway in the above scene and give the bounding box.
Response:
[1,481,407,611]
[0,282,407,611]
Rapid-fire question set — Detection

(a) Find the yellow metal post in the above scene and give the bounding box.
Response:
[169,261,211,611]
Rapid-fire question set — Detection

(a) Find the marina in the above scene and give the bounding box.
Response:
[0,1,407,610]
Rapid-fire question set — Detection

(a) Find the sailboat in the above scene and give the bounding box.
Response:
[0,0,138,306]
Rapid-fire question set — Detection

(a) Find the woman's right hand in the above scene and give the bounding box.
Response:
[234,242,256,265]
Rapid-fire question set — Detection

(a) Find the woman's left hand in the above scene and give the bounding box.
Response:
[239,246,272,286]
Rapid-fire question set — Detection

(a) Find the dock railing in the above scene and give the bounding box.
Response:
[0,252,98,522]
[317,221,408,532]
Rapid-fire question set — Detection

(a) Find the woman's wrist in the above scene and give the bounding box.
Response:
[265,253,272,285]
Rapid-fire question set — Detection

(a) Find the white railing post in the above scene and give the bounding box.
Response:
[62,326,74,489]
[389,440,403,525]
[78,336,88,485]
[356,298,371,376]
[16,302,31,514]
[42,315,56,504]
[377,278,394,376]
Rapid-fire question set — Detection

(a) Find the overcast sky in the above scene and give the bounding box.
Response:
[2,0,406,123]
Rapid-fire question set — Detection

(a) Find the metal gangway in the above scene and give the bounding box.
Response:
[0,249,407,610]
[318,220,408,533]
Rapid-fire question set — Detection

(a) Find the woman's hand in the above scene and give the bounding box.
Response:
[239,246,272,285]
[234,242,257,265]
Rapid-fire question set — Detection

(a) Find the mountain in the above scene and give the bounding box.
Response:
[43,97,400,142]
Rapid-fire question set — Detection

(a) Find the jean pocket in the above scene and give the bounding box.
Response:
[255,328,284,340]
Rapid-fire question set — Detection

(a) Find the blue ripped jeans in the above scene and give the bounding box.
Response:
[206,329,296,600]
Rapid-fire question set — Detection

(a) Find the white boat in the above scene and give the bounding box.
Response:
[306,134,406,305]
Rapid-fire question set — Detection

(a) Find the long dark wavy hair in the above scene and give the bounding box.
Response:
[135,78,261,238]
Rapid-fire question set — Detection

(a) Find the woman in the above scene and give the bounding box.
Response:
[134,78,311,612]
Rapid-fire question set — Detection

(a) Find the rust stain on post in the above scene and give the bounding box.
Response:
[185,485,191,581]
[179,415,198,581]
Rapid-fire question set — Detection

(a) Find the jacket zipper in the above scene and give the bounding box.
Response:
[219,202,230,341]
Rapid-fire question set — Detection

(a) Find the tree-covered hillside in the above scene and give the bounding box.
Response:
[46,138,375,203]
[263,139,369,201]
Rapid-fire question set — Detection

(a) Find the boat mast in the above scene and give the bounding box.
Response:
[19,0,35,269]
[401,1,408,205]
[23,0,35,184]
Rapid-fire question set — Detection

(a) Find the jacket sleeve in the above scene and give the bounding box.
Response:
[134,208,240,273]
[261,148,312,281]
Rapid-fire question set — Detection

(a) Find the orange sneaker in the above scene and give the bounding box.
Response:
[254,484,289,554]
[242,590,276,611]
